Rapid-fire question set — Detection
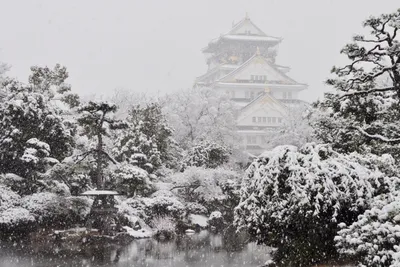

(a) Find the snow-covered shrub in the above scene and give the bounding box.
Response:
[117,198,147,228]
[234,143,399,267]
[0,186,35,232]
[182,141,231,169]
[42,179,71,196]
[66,196,92,222]
[0,184,21,211]
[0,207,35,231]
[169,167,241,221]
[141,196,185,221]
[169,167,224,203]
[335,192,400,267]
[185,202,208,215]
[21,192,69,225]
[113,163,151,197]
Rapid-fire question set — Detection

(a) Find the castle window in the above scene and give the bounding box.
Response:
[252,117,256,123]
[268,117,272,123]
[250,91,255,99]
[263,117,266,123]
[272,117,277,123]
[278,118,282,123]
[258,117,262,123]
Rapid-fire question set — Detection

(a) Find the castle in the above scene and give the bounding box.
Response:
[195,14,307,155]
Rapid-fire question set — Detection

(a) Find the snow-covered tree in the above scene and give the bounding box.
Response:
[234,143,399,266]
[77,101,127,189]
[0,61,10,90]
[109,88,151,119]
[113,103,180,172]
[162,87,238,149]
[182,141,231,169]
[24,64,79,108]
[0,66,77,194]
[313,9,400,158]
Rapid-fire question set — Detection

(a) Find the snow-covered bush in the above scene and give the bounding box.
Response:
[66,196,93,222]
[234,143,399,266]
[113,163,151,197]
[335,192,400,267]
[169,167,224,203]
[117,198,147,229]
[0,184,21,211]
[169,167,241,219]
[141,196,186,221]
[21,192,70,225]
[185,202,208,215]
[0,207,35,231]
[0,185,35,232]
[182,141,231,169]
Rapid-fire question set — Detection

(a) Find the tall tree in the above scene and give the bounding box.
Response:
[77,101,127,189]
[313,9,400,157]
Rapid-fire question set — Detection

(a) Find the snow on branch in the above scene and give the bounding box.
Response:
[339,86,396,99]
[353,126,400,143]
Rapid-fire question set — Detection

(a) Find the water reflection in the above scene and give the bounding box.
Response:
[0,231,271,267]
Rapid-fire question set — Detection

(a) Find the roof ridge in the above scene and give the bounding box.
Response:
[241,92,287,111]
[216,53,257,82]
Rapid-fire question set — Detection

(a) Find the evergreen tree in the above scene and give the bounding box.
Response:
[0,64,76,194]
[77,101,127,189]
[313,9,400,158]
[113,103,180,171]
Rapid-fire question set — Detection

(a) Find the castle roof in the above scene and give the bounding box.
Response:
[214,52,306,88]
[202,16,282,53]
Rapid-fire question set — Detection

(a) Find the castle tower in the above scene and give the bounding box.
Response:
[196,15,307,155]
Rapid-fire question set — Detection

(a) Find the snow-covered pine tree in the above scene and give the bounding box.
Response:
[113,103,180,172]
[313,9,400,158]
[77,101,127,189]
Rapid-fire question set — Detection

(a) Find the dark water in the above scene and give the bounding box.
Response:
[0,231,272,267]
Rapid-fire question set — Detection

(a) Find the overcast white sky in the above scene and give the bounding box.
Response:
[0,0,399,102]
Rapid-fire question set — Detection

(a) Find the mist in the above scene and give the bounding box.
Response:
[0,0,399,102]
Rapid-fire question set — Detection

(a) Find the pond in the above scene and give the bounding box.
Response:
[0,230,272,267]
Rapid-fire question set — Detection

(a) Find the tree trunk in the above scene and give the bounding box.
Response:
[96,132,103,189]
